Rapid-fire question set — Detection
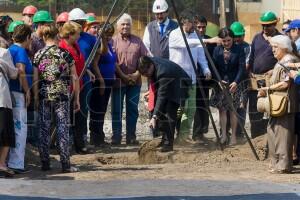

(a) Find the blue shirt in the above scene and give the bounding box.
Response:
[98,43,116,84]
[295,38,300,53]
[9,44,33,93]
[78,32,96,83]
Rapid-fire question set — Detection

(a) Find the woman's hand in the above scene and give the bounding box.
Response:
[229,82,237,93]
[87,69,96,83]
[289,70,298,79]
[73,98,80,113]
[286,63,298,68]
[257,89,267,97]
[99,78,105,96]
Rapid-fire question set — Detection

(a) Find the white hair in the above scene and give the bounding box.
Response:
[117,13,132,26]
[270,35,293,52]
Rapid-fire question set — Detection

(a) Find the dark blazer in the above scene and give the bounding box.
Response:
[212,44,246,84]
[149,57,192,116]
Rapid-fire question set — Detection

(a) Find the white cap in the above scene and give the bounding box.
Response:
[152,0,168,13]
[69,8,88,21]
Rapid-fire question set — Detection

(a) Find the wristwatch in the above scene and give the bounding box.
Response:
[152,115,157,120]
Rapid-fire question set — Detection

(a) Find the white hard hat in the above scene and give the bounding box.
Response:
[69,8,88,21]
[152,0,168,13]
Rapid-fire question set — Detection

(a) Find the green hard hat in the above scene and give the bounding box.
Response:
[8,20,24,33]
[33,10,54,23]
[260,11,278,24]
[230,21,245,36]
[86,16,99,24]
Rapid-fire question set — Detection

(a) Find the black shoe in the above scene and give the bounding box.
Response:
[41,161,51,171]
[61,162,80,173]
[160,145,173,152]
[75,147,93,154]
[95,140,110,147]
[111,140,121,146]
[293,159,299,165]
[126,139,140,145]
[9,167,31,174]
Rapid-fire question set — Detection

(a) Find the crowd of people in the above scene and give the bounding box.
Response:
[0,0,300,177]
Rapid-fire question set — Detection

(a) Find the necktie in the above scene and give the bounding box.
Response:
[159,23,165,37]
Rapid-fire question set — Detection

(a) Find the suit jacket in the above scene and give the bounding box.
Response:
[212,44,245,84]
[150,57,192,116]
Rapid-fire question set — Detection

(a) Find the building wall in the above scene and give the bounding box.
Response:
[236,0,282,43]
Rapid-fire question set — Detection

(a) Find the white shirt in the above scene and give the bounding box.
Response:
[169,28,210,84]
[0,48,18,109]
[143,18,170,54]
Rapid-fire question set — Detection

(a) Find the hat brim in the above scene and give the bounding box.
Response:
[260,19,278,25]
[152,9,168,14]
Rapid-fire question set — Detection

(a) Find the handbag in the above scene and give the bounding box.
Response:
[250,73,271,90]
[269,91,288,117]
[0,66,16,107]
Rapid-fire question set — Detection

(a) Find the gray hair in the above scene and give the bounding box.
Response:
[270,35,293,52]
[117,13,132,26]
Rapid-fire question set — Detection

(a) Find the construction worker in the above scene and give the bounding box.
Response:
[31,10,53,56]
[56,12,69,31]
[68,8,96,153]
[26,10,53,147]
[248,11,281,138]
[22,5,38,26]
[230,21,250,139]
[143,0,178,58]
[84,16,100,37]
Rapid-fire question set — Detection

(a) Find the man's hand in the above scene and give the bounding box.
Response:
[25,90,31,107]
[204,72,212,80]
[149,117,157,129]
[34,95,39,111]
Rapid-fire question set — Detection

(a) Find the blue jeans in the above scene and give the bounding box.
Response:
[111,85,141,142]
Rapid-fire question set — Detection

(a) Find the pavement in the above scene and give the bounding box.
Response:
[0,179,300,199]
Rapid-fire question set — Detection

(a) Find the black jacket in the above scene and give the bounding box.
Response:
[150,57,192,116]
[212,44,246,84]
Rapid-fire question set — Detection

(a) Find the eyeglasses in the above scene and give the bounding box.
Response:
[91,26,98,29]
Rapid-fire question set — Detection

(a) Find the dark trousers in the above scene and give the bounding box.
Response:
[248,90,268,138]
[89,80,112,145]
[193,78,210,137]
[158,101,179,147]
[72,82,91,149]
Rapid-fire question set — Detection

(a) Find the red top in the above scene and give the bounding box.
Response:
[59,39,85,88]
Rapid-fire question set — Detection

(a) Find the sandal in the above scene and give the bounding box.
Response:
[0,167,14,177]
